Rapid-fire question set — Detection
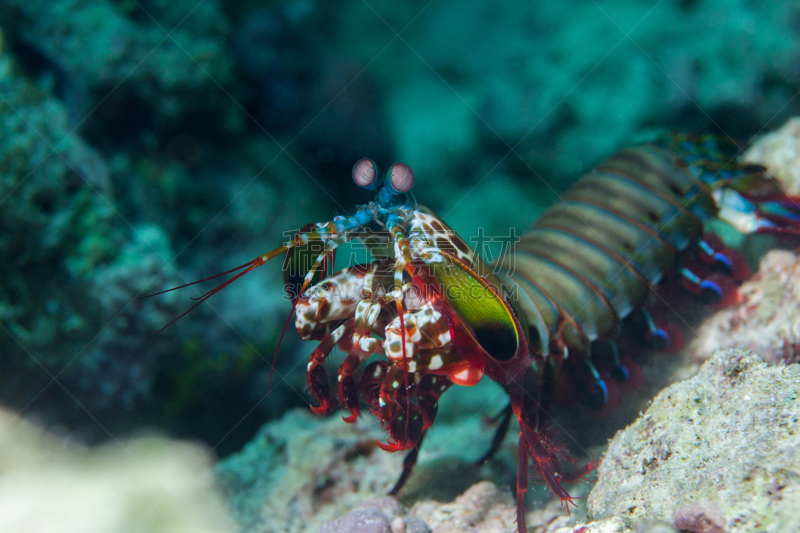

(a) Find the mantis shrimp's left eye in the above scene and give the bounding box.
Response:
[352,157,380,190]
[386,162,414,193]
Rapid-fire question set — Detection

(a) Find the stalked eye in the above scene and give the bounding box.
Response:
[385,163,414,194]
[352,158,380,190]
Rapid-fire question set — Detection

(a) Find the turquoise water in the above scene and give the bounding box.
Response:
[0,0,798,469]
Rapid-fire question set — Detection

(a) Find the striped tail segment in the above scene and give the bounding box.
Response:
[662,133,800,235]
[489,134,799,522]
[495,135,766,417]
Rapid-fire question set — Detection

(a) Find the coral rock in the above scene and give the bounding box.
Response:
[0,406,235,533]
[674,503,727,533]
[690,250,800,364]
[588,349,800,531]
[410,481,518,533]
[744,117,800,195]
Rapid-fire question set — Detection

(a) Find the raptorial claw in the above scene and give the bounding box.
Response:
[307,360,332,416]
[341,408,359,424]
[310,401,330,416]
[375,439,413,452]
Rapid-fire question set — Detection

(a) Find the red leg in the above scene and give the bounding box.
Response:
[388,430,426,496]
[519,422,580,512]
[306,319,353,415]
[476,403,513,465]
[516,432,529,533]
[508,378,594,527]
[337,352,362,423]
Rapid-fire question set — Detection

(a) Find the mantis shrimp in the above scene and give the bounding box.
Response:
[153,134,800,531]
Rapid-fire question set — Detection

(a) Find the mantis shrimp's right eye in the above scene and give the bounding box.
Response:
[386,162,414,193]
[352,157,380,190]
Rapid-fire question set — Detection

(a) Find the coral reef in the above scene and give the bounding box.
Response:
[588,349,800,531]
[408,482,517,533]
[215,408,403,533]
[0,26,116,281]
[690,250,800,364]
[743,117,800,195]
[320,497,429,533]
[1,2,800,530]
[0,406,235,533]
[60,225,182,415]
[0,5,315,445]
[215,395,603,532]
[0,0,235,142]
[0,17,208,433]
[408,481,588,533]
[673,504,727,533]
[0,23,138,425]
[551,518,638,533]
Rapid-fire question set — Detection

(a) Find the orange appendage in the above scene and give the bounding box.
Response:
[447,364,484,386]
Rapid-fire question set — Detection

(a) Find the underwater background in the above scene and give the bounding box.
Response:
[1,0,799,532]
